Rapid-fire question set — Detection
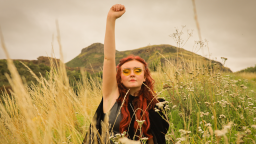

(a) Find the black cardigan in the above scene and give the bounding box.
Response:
[83,96,169,144]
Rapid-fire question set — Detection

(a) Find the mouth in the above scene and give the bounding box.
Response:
[130,80,136,82]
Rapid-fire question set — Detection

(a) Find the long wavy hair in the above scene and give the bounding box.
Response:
[116,55,158,140]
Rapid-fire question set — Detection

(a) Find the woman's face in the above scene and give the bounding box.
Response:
[120,60,146,89]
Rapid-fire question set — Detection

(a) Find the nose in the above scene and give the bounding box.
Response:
[129,70,135,77]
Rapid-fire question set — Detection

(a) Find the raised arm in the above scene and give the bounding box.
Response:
[102,4,125,112]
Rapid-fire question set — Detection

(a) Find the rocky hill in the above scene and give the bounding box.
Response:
[66,43,232,73]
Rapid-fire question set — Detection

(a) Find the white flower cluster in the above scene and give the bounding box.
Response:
[109,131,127,143]
[200,112,209,117]
[175,129,191,144]
[204,102,211,107]
[219,114,226,119]
[155,101,170,112]
[217,100,229,107]
[118,137,140,144]
[179,129,191,136]
[214,122,233,137]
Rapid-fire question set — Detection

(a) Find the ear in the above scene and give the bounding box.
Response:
[143,77,146,82]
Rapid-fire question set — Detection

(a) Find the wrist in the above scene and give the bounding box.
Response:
[107,15,117,22]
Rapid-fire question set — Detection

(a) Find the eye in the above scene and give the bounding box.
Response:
[134,68,142,74]
[123,69,130,74]
[123,69,131,76]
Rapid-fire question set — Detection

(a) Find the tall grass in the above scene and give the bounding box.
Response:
[1,29,256,144]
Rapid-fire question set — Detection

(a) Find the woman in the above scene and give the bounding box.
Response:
[84,4,169,144]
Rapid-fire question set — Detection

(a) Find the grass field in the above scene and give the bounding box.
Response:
[0,51,255,144]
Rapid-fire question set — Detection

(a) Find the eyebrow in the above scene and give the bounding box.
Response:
[122,67,142,69]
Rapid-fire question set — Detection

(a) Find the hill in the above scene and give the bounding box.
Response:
[0,56,95,93]
[66,43,232,73]
[237,65,256,73]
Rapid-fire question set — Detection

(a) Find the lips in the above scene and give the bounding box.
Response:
[130,79,136,82]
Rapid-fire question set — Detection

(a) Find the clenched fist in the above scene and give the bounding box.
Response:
[107,4,126,20]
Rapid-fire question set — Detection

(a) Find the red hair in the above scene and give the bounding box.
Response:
[116,55,158,140]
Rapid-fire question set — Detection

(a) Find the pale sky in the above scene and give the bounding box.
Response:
[0,0,255,72]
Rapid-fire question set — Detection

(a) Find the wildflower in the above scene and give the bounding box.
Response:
[164,105,170,110]
[211,116,214,120]
[251,125,256,129]
[172,105,177,109]
[219,114,226,119]
[205,123,212,127]
[215,129,227,136]
[204,102,211,106]
[115,133,121,138]
[245,129,251,134]
[163,83,172,89]
[198,127,202,132]
[140,137,148,144]
[214,122,233,137]
[200,112,204,117]
[156,102,164,109]
[136,120,145,128]
[179,129,191,136]
[176,137,185,143]
[154,108,160,112]
[121,131,126,137]
[203,131,210,138]
[223,122,233,129]
[165,134,172,141]
[237,105,242,109]
[118,137,140,144]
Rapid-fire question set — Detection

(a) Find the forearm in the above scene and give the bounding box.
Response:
[104,16,116,61]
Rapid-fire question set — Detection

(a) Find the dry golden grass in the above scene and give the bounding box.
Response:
[235,72,256,81]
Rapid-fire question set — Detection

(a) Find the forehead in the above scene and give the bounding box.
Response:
[121,60,144,69]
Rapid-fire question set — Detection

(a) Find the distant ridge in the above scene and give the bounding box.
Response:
[66,43,232,73]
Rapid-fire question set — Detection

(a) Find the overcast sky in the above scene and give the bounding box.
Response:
[0,0,255,72]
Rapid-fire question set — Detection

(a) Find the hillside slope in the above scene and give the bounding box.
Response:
[66,43,232,73]
[237,65,256,73]
[0,56,84,89]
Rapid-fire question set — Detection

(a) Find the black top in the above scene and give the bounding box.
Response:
[83,95,169,144]
[103,100,122,135]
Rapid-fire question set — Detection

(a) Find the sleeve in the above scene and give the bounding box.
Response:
[149,99,169,144]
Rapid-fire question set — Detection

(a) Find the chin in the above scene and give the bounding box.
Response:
[125,84,142,89]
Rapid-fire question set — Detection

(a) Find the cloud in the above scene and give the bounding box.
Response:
[0,0,255,72]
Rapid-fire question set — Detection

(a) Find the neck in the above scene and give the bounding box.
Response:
[129,87,141,96]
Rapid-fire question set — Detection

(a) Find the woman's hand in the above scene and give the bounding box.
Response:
[107,4,126,20]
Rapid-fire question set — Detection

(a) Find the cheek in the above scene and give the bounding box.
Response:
[121,75,128,82]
